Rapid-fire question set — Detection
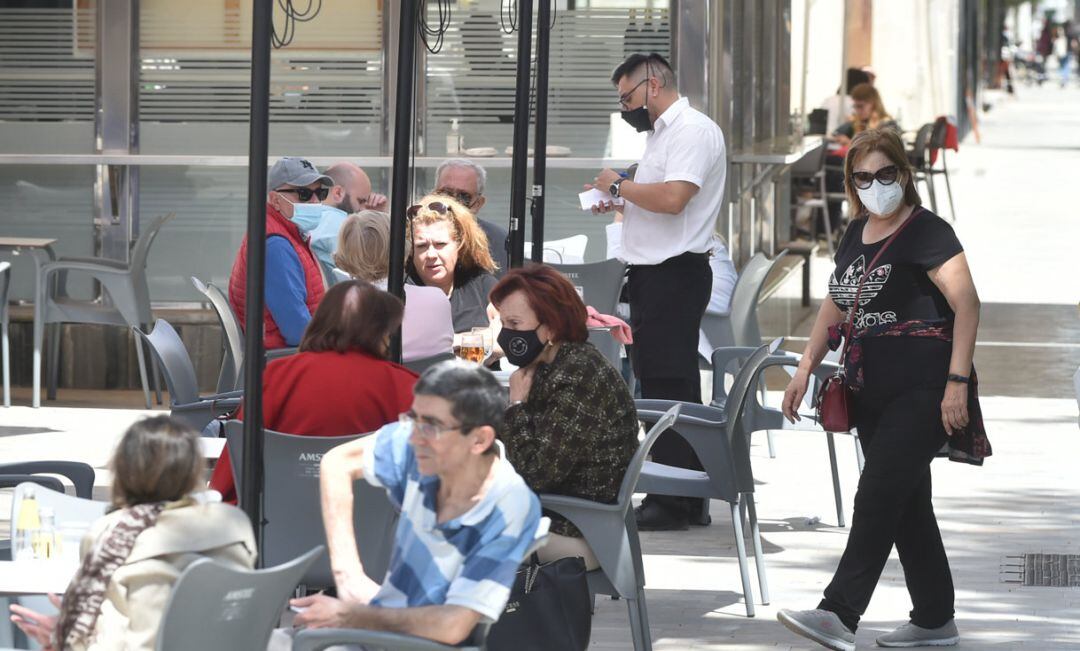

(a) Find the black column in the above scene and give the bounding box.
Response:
[530,0,551,264]
[241,0,273,546]
[507,0,534,268]
[387,0,418,362]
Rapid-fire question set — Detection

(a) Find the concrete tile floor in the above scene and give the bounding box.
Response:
[2,85,1079,649]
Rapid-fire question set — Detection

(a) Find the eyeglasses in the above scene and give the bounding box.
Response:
[851,165,899,190]
[618,78,648,109]
[435,188,477,208]
[399,412,469,441]
[277,186,329,202]
[406,201,453,219]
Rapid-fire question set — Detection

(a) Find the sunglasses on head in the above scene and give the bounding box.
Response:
[277,186,329,202]
[435,188,477,207]
[406,201,453,219]
[851,165,899,190]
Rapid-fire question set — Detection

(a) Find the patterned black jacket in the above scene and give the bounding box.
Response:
[502,341,639,537]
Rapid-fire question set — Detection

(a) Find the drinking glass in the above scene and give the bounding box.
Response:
[458,333,485,364]
[470,326,493,360]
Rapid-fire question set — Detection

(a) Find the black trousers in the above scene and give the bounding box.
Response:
[819,387,955,632]
[627,252,712,516]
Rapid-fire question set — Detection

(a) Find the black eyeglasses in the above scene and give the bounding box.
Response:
[406,201,453,219]
[618,78,648,109]
[435,188,477,208]
[277,186,329,202]
[851,165,899,190]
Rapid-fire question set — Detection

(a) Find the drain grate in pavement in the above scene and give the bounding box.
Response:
[1001,554,1080,587]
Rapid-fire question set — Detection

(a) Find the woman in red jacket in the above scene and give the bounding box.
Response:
[210,280,417,503]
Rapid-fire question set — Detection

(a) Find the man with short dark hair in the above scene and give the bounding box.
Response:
[289,360,542,646]
[228,156,333,349]
[587,52,727,531]
[433,158,509,272]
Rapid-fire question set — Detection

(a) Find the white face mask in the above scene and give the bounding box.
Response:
[857,179,905,217]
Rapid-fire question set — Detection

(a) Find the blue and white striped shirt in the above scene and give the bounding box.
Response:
[361,421,541,622]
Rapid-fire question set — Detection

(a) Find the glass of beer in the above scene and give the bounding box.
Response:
[457,333,486,364]
[470,326,493,360]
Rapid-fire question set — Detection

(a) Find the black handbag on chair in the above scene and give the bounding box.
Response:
[487,555,592,651]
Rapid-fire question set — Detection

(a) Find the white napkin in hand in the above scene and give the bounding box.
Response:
[579,188,625,211]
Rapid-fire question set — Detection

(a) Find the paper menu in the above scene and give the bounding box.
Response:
[578,188,625,211]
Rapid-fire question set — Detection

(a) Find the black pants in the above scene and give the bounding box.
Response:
[627,252,712,517]
[819,387,955,632]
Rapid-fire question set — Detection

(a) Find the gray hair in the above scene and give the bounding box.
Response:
[435,158,487,196]
[414,360,504,451]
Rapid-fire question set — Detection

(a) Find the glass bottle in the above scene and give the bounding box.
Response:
[33,507,60,560]
[13,486,41,561]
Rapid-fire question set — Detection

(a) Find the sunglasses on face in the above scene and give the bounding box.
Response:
[435,188,477,207]
[277,186,329,202]
[406,201,453,219]
[851,165,899,190]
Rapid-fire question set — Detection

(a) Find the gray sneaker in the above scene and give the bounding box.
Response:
[876,620,959,647]
[778,608,856,651]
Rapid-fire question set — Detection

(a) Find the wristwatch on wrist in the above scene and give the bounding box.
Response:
[609,177,626,199]
[946,373,970,384]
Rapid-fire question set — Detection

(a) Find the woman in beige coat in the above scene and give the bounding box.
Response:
[9,416,256,650]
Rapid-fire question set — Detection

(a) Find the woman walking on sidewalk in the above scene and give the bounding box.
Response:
[776,128,990,651]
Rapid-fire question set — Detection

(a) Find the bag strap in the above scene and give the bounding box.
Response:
[837,207,922,367]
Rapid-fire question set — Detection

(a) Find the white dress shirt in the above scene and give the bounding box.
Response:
[620,97,727,266]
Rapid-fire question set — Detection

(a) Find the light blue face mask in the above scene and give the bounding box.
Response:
[290,203,348,273]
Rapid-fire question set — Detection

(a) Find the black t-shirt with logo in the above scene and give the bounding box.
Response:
[828,207,964,394]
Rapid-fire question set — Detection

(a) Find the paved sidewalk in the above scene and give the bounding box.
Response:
[2,85,1077,649]
[589,84,1080,649]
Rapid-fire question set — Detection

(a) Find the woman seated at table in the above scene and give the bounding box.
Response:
[333,210,454,363]
[831,83,899,146]
[405,194,499,334]
[821,83,901,235]
[9,415,256,651]
[209,280,417,503]
[490,264,638,570]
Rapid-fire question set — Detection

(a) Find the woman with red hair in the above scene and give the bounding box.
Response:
[490,264,638,569]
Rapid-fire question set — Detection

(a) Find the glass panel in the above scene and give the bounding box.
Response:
[139,166,248,302]
[136,0,386,301]
[0,4,97,154]
[138,0,384,156]
[423,0,670,264]
[0,4,97,300]
[0,166,97,301]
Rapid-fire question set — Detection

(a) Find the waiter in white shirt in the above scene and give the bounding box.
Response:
[588,52,727,531]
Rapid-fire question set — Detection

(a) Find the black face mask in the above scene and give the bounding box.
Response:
[620,105,653,133]
[497,327,546,368]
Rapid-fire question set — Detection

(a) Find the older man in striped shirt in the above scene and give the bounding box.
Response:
[290,361,541,646]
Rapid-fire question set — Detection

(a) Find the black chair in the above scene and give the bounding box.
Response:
[928,117,958,221]
[0,461,95,498]
[908,123,937,211]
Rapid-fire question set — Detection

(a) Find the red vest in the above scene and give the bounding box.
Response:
[229,204,326,349]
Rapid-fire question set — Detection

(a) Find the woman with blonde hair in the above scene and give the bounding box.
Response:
[10,416,256,650]
[405,194,498,333]
[334,210,453,362]
[777,128,986,650]
[832,83,898,145]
